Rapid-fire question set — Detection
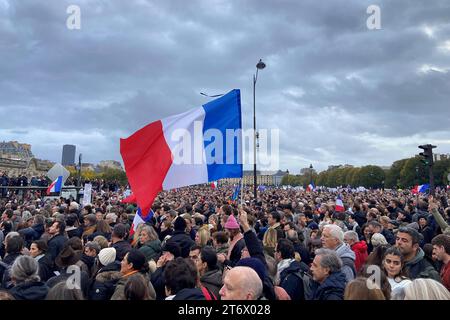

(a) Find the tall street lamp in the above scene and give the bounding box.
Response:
[309,164,313,184]
[253,59,266,203]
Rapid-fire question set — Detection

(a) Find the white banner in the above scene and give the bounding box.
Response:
[82,183,92,206]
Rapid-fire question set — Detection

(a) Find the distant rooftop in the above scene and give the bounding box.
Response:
[0,141,34,160]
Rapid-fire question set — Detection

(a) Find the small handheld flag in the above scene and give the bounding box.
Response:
[231,184,241,201]
[412,184,430,194]
[47,176,63,195]
[335,195,345,212]
[129,208,154,237]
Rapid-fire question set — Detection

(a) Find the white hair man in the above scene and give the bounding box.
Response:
[219,266,263,300]
[321,224,356,281]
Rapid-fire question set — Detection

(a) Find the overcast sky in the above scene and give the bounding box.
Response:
[1,0,450,173]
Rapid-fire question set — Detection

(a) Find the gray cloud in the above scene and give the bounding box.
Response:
[1,0,450,173]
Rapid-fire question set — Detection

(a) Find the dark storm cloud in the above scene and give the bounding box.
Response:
[1,0,450,172]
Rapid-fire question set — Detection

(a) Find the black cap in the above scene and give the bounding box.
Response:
[162,241,181,258]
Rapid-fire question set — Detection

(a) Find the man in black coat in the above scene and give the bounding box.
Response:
[47,220,68,261]
[238,211,276,300]
[275,238,310,300]
[309,248,347,300]
[151,242,181,300]
[166,216,194,258]
[111,223,132,262]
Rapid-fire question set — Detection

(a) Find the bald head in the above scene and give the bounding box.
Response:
[219,266,263,300]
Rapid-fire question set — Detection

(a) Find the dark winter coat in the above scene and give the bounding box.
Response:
[405,248,441,281]
[166,231,195,258]
[139,239,162,262]
[151,266,167,300]
[308,271,347,300]
[36,254,55,282]
[47,234,67,261]
[200,268,222,299]
[173,288,206,300]
[112,240,132,262]
[242,230,276,300]
[0,252,21,289]
[279,260,309,300]
[88,262,121,300]
[9,281,49,300]
[46,268,90,298]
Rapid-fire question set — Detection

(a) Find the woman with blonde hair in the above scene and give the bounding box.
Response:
[263,228,277,258]
[138,225,162,262]
[404,278,450,300]
[195,225,211,247]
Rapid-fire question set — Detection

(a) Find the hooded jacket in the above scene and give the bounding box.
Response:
[351,240,368,272]
[309,271,347,300]
[200,268,222,299]
[9,281,49,300]
[405,248,441,281]
[335,244,356,282]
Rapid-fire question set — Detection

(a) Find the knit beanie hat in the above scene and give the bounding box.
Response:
[98,247,116,266]
[224,214,240,229]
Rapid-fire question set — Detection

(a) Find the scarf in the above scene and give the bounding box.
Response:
[275,258,295,286]
[227,233,243,260]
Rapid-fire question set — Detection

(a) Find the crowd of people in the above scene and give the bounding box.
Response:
[0,181,449,300]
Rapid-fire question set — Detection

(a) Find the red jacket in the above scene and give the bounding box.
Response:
[441,262,450,292]
[351,240,368,272]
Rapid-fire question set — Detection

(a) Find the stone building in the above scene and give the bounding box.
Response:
[0,157,54,177]
[0,141,33,159]
[221,170,287,186]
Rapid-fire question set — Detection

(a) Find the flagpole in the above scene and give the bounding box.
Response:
[240,178,244,206]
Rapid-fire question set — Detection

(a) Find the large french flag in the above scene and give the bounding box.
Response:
[47,176,63,195]
[306,182,315,192]
[335,195,345,212]
[120,89,243,213]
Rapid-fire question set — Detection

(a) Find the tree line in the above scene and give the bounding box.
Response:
[66,167,128,186]
[281,157,450,189]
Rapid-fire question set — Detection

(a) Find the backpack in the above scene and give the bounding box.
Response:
[290,269,313,300]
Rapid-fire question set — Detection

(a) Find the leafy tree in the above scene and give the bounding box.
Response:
[101,169,128,185]
[385,158,409,189]
[432,159,450,186]
[399,157,428,188]
[358,165,385,188]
